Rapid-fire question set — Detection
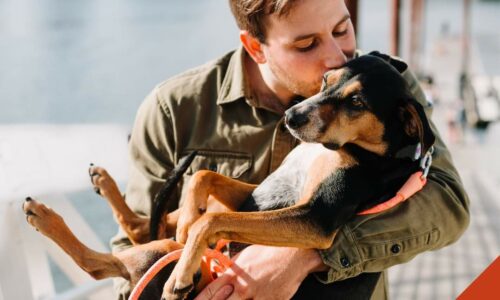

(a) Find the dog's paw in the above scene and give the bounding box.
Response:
[162,275,194,300]
[22,197,65,238]
[88,164,121,199]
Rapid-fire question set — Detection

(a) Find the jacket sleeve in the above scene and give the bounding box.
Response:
[314,63,471,283]
[111,86,177,252]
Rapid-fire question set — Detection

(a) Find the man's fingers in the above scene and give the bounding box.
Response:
[210,285,234,300]
[194,275,234,300]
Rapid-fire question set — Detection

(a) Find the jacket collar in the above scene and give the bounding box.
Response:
[217,46,248,105]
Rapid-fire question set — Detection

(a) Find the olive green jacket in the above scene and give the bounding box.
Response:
[112,46,470,299]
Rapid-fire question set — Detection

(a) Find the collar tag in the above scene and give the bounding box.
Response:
[419,146,434,179]
[414,143,422,160]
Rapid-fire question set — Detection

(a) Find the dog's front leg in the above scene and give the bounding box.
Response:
[163,204,337,300]
[176,170,257,243]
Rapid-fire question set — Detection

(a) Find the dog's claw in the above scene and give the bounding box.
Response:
[163,279,193,300]
[173,283,193,295]
[93,186,101,195]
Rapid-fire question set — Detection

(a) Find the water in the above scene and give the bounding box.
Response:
[1,0,499,125]
[0,0,239,124]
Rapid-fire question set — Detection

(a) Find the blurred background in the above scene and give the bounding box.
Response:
[1,0,499,299]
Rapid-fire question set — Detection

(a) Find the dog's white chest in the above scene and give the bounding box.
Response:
[247,143,332,210]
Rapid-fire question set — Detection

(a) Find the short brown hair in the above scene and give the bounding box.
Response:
[229,0,299,42]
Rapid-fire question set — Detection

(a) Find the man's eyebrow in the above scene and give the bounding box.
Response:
[292,14,351,42]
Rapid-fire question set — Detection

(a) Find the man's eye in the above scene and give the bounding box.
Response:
[296,39,317,52]
[333,22,349,38]
[333,29,348,38]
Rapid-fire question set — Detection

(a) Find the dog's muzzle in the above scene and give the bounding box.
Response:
[285,108,310,130]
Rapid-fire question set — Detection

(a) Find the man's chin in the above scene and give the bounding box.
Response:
[299,86,321,99]
[290,82,321,99]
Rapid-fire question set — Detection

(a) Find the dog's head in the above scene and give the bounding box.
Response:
[285,52,435,157]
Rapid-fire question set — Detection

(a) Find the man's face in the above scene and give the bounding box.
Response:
[261,0,356,98]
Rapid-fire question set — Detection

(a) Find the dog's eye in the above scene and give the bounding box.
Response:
[350,95,364,108]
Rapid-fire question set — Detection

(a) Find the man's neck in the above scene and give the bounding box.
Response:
[243,53,293,115]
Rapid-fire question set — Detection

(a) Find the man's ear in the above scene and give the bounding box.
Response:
[399,98,435,155]
[240,31,266,64]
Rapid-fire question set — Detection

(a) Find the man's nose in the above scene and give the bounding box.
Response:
[323,38,347,70]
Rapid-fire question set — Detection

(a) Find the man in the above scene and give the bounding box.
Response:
[112,0,470,299]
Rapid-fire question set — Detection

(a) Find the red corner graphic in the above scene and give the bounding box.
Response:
[457,256,500,300]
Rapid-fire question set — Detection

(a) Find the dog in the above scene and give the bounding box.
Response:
[22,52,435,300]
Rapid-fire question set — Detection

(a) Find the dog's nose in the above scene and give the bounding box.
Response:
[285,109,309,129]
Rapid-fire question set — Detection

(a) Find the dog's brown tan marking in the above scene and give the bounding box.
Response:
[341,80,362,98]
[401,101,429,151]
[324,68,345,87]
[176,171,257,244]
[298,149,357,205]
[320,111,387,155]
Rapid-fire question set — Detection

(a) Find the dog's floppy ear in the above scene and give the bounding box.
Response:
[368,51,408,74]
[399,98,435,155]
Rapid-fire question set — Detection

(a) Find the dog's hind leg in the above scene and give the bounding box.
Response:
[89,165,149,245]
[22,197,132,280]
[22,197,184,285]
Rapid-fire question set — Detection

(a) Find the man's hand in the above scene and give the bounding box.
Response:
[194,245,328,300]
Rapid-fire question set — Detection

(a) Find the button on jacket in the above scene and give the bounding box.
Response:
[111,46,470,299]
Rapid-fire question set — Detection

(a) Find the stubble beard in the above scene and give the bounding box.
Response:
[268,59,321,99]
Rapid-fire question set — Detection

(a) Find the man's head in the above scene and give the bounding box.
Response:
[230,0,356,101]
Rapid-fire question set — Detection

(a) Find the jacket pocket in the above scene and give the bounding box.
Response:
[178,150,253,206]
[183,150,253,179]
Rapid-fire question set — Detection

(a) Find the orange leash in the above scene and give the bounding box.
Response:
[129,240,232,300]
